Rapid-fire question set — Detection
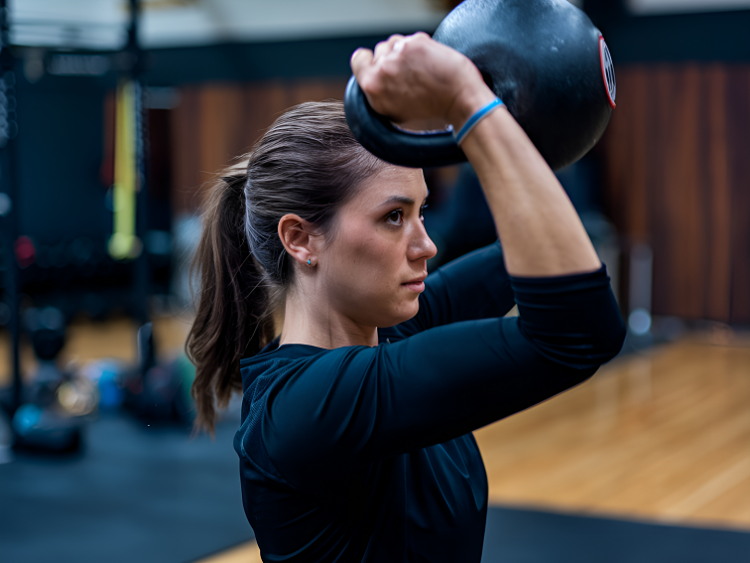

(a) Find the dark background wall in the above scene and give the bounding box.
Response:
[8,1,750,322]
[15,75,112,243]
[585,0,750,64]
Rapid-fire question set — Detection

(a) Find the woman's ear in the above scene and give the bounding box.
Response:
[278,214,318,267]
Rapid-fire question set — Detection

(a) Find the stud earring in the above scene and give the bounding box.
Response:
[307,258,312,266]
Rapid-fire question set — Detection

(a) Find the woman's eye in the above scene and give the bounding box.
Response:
[386,209,403,225]
[420,204,428,218]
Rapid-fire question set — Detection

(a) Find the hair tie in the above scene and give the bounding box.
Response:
[454,98,504,145]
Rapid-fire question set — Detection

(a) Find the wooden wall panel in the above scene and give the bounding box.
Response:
[170,86,202,214]
[169,79,347,214]
[726,69,750,324]
[600,65,750,323]
[702,66,731,322]
[241,82,289,149]
[198,85,246,183]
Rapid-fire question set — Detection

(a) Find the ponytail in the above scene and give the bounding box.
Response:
[186,164,276,434]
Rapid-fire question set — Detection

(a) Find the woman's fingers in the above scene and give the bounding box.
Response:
[351,47,379,106]
[350,48,373,76]
[349,32,489,126]
[373,34,404,63]
[351,33,420,108]
[350,34,439,120]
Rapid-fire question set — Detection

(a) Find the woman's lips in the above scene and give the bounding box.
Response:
[402,278,426,292]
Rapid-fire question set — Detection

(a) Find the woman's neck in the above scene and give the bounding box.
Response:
[278,289,379,349]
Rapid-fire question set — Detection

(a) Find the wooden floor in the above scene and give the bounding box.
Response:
[2,320,748,562]
[475,333,750,529]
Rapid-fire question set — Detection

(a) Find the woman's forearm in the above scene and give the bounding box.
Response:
[460,106,601,277]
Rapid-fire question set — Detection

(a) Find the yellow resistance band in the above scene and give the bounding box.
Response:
[108,80,140,260]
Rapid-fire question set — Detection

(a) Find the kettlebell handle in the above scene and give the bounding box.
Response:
[343,76,468,169]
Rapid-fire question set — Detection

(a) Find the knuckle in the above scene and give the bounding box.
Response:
[361,76,383,97]
[359,75,374,91]
[380,61,399,78]
[405,41,424,57]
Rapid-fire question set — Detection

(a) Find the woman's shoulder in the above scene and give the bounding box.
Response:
[239,341,384,392]
[234,342,382,486]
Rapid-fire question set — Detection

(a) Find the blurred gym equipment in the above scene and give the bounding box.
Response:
[0,0,181,449]
[627,242,654,347]
[0,0,23,436]
[121,322,196,425]
[345,0,616,169]
[11,307,97,452]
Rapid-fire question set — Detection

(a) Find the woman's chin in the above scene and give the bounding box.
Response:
[390,300,420,326]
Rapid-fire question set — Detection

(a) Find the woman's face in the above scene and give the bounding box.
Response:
[317,166,437,329]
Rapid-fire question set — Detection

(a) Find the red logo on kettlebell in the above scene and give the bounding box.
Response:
[599,36,616,109]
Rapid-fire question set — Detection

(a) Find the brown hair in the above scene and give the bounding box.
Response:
[185,100,386,433]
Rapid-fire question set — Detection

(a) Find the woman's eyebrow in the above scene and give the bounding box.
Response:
[379,195,415,207]
[378,191,430,208]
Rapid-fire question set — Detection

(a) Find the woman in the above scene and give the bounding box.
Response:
[187,34,625,562]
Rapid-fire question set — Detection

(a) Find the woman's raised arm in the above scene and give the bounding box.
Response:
[351,33,601,277]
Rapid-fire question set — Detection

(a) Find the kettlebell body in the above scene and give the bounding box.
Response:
[344,0,616,170]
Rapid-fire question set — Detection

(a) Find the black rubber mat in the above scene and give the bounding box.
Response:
[482,505,750,563]
[3,411,750,563]
[0,412,253,563]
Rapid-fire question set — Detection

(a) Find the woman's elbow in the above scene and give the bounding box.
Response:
[522,300,626,372]
[575,300,627,370]
[513,270,627,371]
[599,309,627,362]
[578,304,627,370]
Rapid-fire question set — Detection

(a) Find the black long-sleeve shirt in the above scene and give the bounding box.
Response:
[234,242,625,562]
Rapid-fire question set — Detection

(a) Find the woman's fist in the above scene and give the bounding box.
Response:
[350,33,495,131]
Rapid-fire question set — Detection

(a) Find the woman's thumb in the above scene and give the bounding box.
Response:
[350,48,374,78]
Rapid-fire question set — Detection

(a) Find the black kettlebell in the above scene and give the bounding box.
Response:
[344,0,616,170]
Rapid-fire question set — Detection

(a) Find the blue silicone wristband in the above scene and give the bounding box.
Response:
[453,98,504,145]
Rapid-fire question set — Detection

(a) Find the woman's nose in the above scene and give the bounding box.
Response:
[408,220,438,262]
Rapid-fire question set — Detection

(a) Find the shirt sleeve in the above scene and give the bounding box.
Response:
[264,266,626,490]
[380,241,516,340]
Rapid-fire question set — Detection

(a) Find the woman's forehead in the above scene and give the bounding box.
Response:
[355,166,428,206]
